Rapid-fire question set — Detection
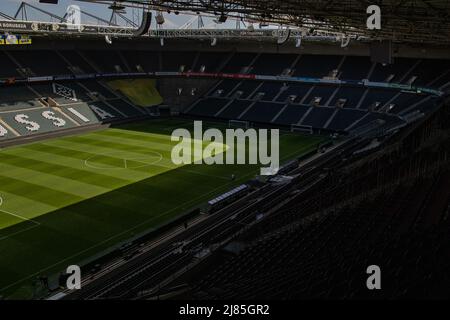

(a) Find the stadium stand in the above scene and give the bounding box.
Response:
[171,102,450,299]
[0,48,445,142]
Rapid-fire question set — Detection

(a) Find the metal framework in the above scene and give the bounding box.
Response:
[78,0,450,44]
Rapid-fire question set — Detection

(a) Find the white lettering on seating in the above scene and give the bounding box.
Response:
[89,105,115,120]
[0,124,8,137]
[14,114,40,132]
[42,111,66,127]
[67,107,90,123]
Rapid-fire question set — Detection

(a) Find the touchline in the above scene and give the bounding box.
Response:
[171,121,280,175]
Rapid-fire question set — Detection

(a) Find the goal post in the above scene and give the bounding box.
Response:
[290,124,313,134]
[228,119,250,129]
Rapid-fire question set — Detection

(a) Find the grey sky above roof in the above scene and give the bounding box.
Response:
[0,0,258,29]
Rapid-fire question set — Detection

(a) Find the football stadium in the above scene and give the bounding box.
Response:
[0,0,449,304]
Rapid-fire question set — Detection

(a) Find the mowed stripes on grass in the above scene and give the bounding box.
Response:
[0,118,325,298]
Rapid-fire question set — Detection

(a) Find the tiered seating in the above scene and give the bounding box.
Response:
[195,52,229,72]
[303,85,336,106]
[1,107,77,137]
[211,80,241,97]
[251,53,297,75]
[406,59,450,86]
[251,82,284,101]
[80,80,117,99]
[359,88,398,110]
[0,51,21,78]
[217,99,253,119]
[388,92,429,114]
[121,50,160,72]
[105,99,146,118]
[188,98,230,117]
[275,84,313,103]
[329,86,366,108]
[240,102,285,123]
[221,52,256,73]
[12,50,69,76]
[0,85,40,111]
[160,51,196,72]
[293,55,341,78]
[83,50,128,73]
[339,56,372,80]
[230,81,262,99]
[369,58,415,83]
[300,107,335,128]
[184,127,450,299]
[58,50,96,74]
[273,104,311,125]
[326,109,367,131]
[30,83,91,105]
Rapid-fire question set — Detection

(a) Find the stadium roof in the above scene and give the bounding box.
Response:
[79,0,450,44]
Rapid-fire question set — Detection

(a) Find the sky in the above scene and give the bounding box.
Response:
[0,0,247,29]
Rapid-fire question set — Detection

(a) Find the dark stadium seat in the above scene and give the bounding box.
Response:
[251,53,297,75]
[58,50,97,74]
[251,82,284,101]
[300,107,336,128]
[329,86,366,108]
[121,50,160,72]
[196,52,229,73]
[273,104,311,125]
[304,85,337,106]
[217,99,253,119]
[339,56,372,80]
[188,98,230,117]
[0,51,22,77]
[293,55,342,78]
[221,52,256,73]
[12,50,70,76]
[359,88,398,110]
[83,50,129,73]
[275,84,314,104]
[240,102,285,123]
[326,109,367,131]
[160,51,197,72]
[369,58,416,83]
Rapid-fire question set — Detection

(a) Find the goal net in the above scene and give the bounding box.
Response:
[290,124,313,134]
[229,120,250,129]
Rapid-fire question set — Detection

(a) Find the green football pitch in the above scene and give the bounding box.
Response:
[0,118,325,298]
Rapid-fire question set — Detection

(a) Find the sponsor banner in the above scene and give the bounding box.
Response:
[74,74,96,79]
[0,71,444,97]
[180,72,256,80]
[155,72,179,76]
[54,75,76,81]
[0,34,32,45]
[218,73,255,79]
[290,76,322,83]
[5,34,18,45]
[19,36,32,45]
[340,80,363,85]
[28,76,54,82]
[0,20,131,35]
[0,21,30,31]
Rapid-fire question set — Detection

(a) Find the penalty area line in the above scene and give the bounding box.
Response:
[0,196,42,242]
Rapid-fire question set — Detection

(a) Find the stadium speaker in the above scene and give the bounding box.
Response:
[133,11,152,37]
[370,40,393,65]
[155,13,165,25]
